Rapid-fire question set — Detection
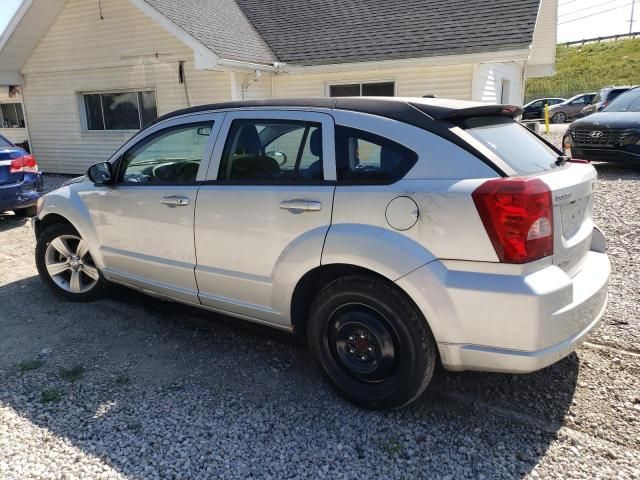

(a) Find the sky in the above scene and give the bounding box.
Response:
[0,0,636,44]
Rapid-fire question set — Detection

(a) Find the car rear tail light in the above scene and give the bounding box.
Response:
[10,154,38,173]
[472,177,553,264]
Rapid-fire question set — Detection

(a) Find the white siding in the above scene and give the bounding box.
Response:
[0,87,28,145]
[528,0,558,77]
[20,0,233,174]
[473,62,524,105]
[273,64,473,100]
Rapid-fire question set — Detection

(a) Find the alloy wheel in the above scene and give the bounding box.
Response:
[44,234,100,294]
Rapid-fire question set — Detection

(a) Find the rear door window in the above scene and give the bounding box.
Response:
[461,116,559,175]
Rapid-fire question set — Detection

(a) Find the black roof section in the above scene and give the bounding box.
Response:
[236,0,541,66]
[153,97,522,125]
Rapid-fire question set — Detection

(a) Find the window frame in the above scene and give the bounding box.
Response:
[79,89,158,133]
[106,112,225,187]
[326,80,396,98]
[0,102,26,129]
[204,109,336,185]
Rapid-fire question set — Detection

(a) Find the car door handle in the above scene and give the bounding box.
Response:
[279,199,322,212]
[161,195,190,206]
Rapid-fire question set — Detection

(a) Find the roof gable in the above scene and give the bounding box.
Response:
[141,0,276,65]
[236,0,542,66]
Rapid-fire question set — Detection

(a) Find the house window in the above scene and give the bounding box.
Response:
[329,81,395,97]
[0,103,26,128]
[82,90,157,131]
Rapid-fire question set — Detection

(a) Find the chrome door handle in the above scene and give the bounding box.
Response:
[279,199,322,212]
[161,195,190,206]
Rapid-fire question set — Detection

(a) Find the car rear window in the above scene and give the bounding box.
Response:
[460,116,559,175]
[0,136,12,148]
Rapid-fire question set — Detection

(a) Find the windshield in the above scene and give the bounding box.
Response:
[461,116,559,175]
[0,136,13,148]
[603,88,640,112]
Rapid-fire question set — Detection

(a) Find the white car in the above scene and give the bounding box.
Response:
[33,98,610,409]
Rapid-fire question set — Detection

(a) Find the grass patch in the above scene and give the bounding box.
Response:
[40,389,62,403]
[60,365,85,382]
[526,38,640,100]
[381,438,402,456]
[115,374,131,386]
[17,359,43,373]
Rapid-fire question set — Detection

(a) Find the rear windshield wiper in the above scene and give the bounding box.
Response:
[555,155,569,166]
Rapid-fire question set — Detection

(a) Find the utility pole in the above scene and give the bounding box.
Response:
[632,0,636,34]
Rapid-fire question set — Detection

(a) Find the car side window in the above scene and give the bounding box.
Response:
[571,97,585,105]
[119,122,213,184]
[530,101,543,108]
[335,126,418,184]
[218,120,323,181]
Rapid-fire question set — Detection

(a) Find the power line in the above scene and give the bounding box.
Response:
[559,0,579,5]
[558,2,635,24]
[559,0,629,17]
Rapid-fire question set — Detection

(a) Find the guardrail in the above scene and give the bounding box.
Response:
[562,32,640,46]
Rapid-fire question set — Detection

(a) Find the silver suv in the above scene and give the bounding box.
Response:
[34,98,610,409]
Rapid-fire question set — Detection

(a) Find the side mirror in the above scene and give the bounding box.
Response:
[87,162,113,185]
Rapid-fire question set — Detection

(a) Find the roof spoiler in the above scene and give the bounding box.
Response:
[410,102,523,121]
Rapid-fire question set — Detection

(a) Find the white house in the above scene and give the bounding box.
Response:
[0,0,557,174]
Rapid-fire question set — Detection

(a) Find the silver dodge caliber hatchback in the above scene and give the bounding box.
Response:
[34,98,610,409]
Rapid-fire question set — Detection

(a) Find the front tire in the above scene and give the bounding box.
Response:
[308,275,437,409]
[35,223,107,302]
[551,112,567,124]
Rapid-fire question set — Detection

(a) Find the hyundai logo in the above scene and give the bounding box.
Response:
[590,130,603,138]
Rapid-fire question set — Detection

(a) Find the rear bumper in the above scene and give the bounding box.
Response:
[0,173,44,212]
[397,228,610,374]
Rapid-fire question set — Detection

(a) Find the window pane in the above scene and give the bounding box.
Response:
[103,92,140,130]
[84,94,105,130]
[330,84,360,97]
[335,126,417,183]
[1,104,19,128]
[139,91,158,127]
[461,116,558,174]
[297,126,323,180]
[0,135,12,148]
[219,119,322,181]
[361,82,394,97]
[15,103,25,127]
[120,122,212,183]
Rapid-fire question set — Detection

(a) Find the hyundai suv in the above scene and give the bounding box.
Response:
[33,98,610,409]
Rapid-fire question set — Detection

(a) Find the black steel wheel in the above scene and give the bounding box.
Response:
[308,275,437,410]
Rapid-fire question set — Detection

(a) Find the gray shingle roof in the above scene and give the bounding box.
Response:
[142,0,276,64]
[236,0,541,65]
[144,0,541,66]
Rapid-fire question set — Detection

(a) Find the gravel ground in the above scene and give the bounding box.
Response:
[0,158,639,479]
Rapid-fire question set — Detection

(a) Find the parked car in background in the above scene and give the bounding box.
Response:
[33,98,610,409]
[548,93,596,123]
[0,134,44,217]
[521,97,566,119]
[581,86,634,116]
[564,86,640,163]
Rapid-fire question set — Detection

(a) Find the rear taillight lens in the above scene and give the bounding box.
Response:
[10,154,38,173]
[472,177,553,264]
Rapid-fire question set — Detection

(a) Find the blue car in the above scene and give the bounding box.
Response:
[0,134,44,217]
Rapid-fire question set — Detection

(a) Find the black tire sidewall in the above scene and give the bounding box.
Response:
[35,223,107,302]
[308,276,435,409]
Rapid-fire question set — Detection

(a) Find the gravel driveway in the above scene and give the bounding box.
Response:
[0,161,638,480]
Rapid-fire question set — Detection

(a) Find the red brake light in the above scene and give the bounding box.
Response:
[472,177,553,264]
[10,154,38,173]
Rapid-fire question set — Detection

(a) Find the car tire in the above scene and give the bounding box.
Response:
[307,275,437,410]
[551,112,566,124]
[35,222,107,302]
[14,206,37,217]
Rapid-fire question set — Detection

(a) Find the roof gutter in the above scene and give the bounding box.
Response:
[216,58,286,73]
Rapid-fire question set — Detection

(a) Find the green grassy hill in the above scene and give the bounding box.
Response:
[525,38,640,101]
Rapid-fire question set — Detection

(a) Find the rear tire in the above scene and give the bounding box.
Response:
[307,275,437,409]
[551,112,566,124]
[35,223,107,302]
[14,206,37,217]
